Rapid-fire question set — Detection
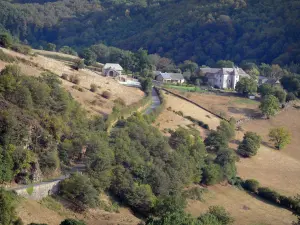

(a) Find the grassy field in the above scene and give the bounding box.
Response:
[17,197,140,225]
[168,89,260,120]
[186,185,297,225]
[154,91,220,138]
[163,84,205,92]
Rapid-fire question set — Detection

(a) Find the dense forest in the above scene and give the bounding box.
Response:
[0,0,299,66]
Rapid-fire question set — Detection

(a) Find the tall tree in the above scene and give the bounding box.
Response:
[268,127,291,150]
[259,95,280,118]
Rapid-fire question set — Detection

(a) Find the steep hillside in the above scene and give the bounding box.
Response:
[0,0,299,66]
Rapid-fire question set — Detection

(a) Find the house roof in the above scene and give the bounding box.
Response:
[201,67,249,77]
[103,63,123,71]
[160,72,184,80]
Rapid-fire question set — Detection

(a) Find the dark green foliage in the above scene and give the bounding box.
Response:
[0,189,18,225]
[81,48,97,66]
[202,163,223,185]
[257,187,280,203]
[243,179,260,193]
[1,0,299,66]
[258,84,274,97]
[0,145,14,183]
[60,219,86,225]
[154,193,187,216]
[46,43,56,51]
[281,75,300,97]
[235,77,257,95]
[215,60,234,68]
[59,46,77,56]
[59,173,99,209]
[202,206,234,225]
[73,59,84,70]
[0,33,13,48]
[237,132,261,157]
[146,210,201,225]
[286,92,297,102]
[259,95,280,118]
[141,78,152,95]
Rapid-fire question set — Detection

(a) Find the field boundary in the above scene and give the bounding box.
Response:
[162,88,228,121]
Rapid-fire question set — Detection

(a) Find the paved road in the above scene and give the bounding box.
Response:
[10,163,86,191]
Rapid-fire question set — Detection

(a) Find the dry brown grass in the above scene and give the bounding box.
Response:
[17,198,140,225]
[154,91,219,138]
[168,90,260,120]
[186,185,297,225]
[237,101,300,196]
[0,47,144,115]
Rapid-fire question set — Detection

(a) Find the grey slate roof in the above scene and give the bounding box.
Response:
[103,63,123,71]
[160,72,184,80]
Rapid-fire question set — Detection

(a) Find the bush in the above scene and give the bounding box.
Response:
[183,187,207,201]
[243,179,260,193]
[202,163,223,185]
[74,59,84,70]
[69,75,80,84]
[257,187,280,203]
[102,91,112,99]
[59,173,99,209]
[237,132,261,157]
[0,49,15,62]
[11,44,32,55]
[61,74,68,80]
[90,83,97,92]
[60,219,86,225]
[286,92,297,102]
[0,33,13,48]
[203,124,209,129]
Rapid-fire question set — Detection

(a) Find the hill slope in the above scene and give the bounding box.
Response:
[0,0,299,66]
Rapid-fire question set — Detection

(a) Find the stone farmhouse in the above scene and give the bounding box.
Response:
[102,63,123,77]
[200,67,250,89]
[155,71,185,84]
[102,63,127,82]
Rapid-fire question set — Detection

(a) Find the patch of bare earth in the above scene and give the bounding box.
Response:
[167,90,260,120]
[186,185,297,225]
[17,198,140,225]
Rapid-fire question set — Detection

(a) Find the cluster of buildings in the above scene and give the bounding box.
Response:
[101,63,279,90]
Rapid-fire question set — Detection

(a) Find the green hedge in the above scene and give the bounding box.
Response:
[242,179,300,215]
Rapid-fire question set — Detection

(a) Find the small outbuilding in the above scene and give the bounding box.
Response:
[102,63,123,77]
[155,72,185,84]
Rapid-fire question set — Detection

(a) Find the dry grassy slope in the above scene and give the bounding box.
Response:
[186,185,297,225]
[0,47,144,116]
[17,198,140,225]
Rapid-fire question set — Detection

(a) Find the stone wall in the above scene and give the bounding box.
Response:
[14,180,61,200]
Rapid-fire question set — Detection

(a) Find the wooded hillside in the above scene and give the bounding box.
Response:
[0,0,299,66]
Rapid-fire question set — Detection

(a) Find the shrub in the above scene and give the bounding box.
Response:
[243,179,260,193]
[61,74,68,80]
[90,83,97,92]
[207,205,235,225]
[202,163,223,185]
[26,186,34,195]
[279,195,295,209]
[102,91,112,99]
[74,59,84,70]
[203,124,209,129]
[11,44,32,55]
[59,173,99,209]
[183,187,207,201]
[69,75,80,84]
[257,187,280,203]
[0,49,15,62]
[286,92,297,102]
[60,219,86,225]
[0,33,13,48]
[237,132,261,157]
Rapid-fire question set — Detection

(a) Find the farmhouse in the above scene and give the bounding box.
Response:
[155,72,185,84]
[102,63,123,77]
[200,67,249,89]
[258,76,281,86]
